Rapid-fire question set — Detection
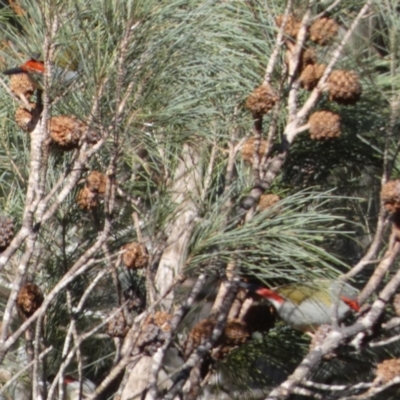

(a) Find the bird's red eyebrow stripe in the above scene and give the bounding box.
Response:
[23,60,45,73]
[340,296,360,311]
[255,287,285,303]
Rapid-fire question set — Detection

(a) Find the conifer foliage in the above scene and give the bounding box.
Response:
[0,1,398,399]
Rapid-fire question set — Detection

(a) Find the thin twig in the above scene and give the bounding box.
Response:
[314,0,342,20]
[144,273,208,400]
[263,0,293,84]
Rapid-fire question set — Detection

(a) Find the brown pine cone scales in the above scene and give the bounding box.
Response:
[144,311,172,332]
[15,105,35,131]
[106,309,129,338]
[9,73,35,100]
[76,171,107,210]
[275,14,301,38]
[222,319,250,346]
[86,171,106,194]
[49,116,86,150]
[300,48,317,69]
[136,311,173,355]
[327,70,361,105]
[375,359,400,384]
[246,84,278,117]
[309,17,339,45]
[17,283,43,318]
[184,318,215,359]
[241,137,269,164]
[122,242,149,269]
[0,216,14,252]
[184,318,250,360]
[212,319,250,360]
[381,180,400,213]
[299,64,326,90]
[308,111,341,140]
[76,186,98,210]
[258,194,280,211]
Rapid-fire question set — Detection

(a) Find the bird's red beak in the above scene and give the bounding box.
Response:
[255,287,284,303]
[237,282,284,303]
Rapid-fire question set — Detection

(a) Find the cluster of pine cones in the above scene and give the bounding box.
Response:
[245,15,362,145]
[7,68,105,212]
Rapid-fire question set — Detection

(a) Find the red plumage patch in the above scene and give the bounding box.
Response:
[23,59,45,73]
[340,296,360,312]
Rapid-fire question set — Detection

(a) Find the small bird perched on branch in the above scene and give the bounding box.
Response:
[3,57,79,108]
[3,57,79,83]
[239,280,359,332]
[3,59,45,76]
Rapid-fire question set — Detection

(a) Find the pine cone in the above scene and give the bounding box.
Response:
[299,64,326,90]
[246,84,278,117]
[327,70,361,105]
[9,73,35,99]
[15,105,35,131]
[375,359,400,384]
[0,216,14,252]
[241,137,269,164]
[106,309,129,338]
[299,48,317,70]
[184,318,216,359]
[258,194,281,211]
[121,242,149,269]
[308,111,341,140]
[222,319,249,346]
[76,187,98,210]
[393,293,400,317]
[49,116,85,151]
[144,311,172,332]
[137,311,173,355]
[309,17,339,45]
[381,180,400,213]
[184,318,250,360]
[275,14,301,38]
[17,283,43,318]
[212,319,250,360]
[86,171,106,195]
